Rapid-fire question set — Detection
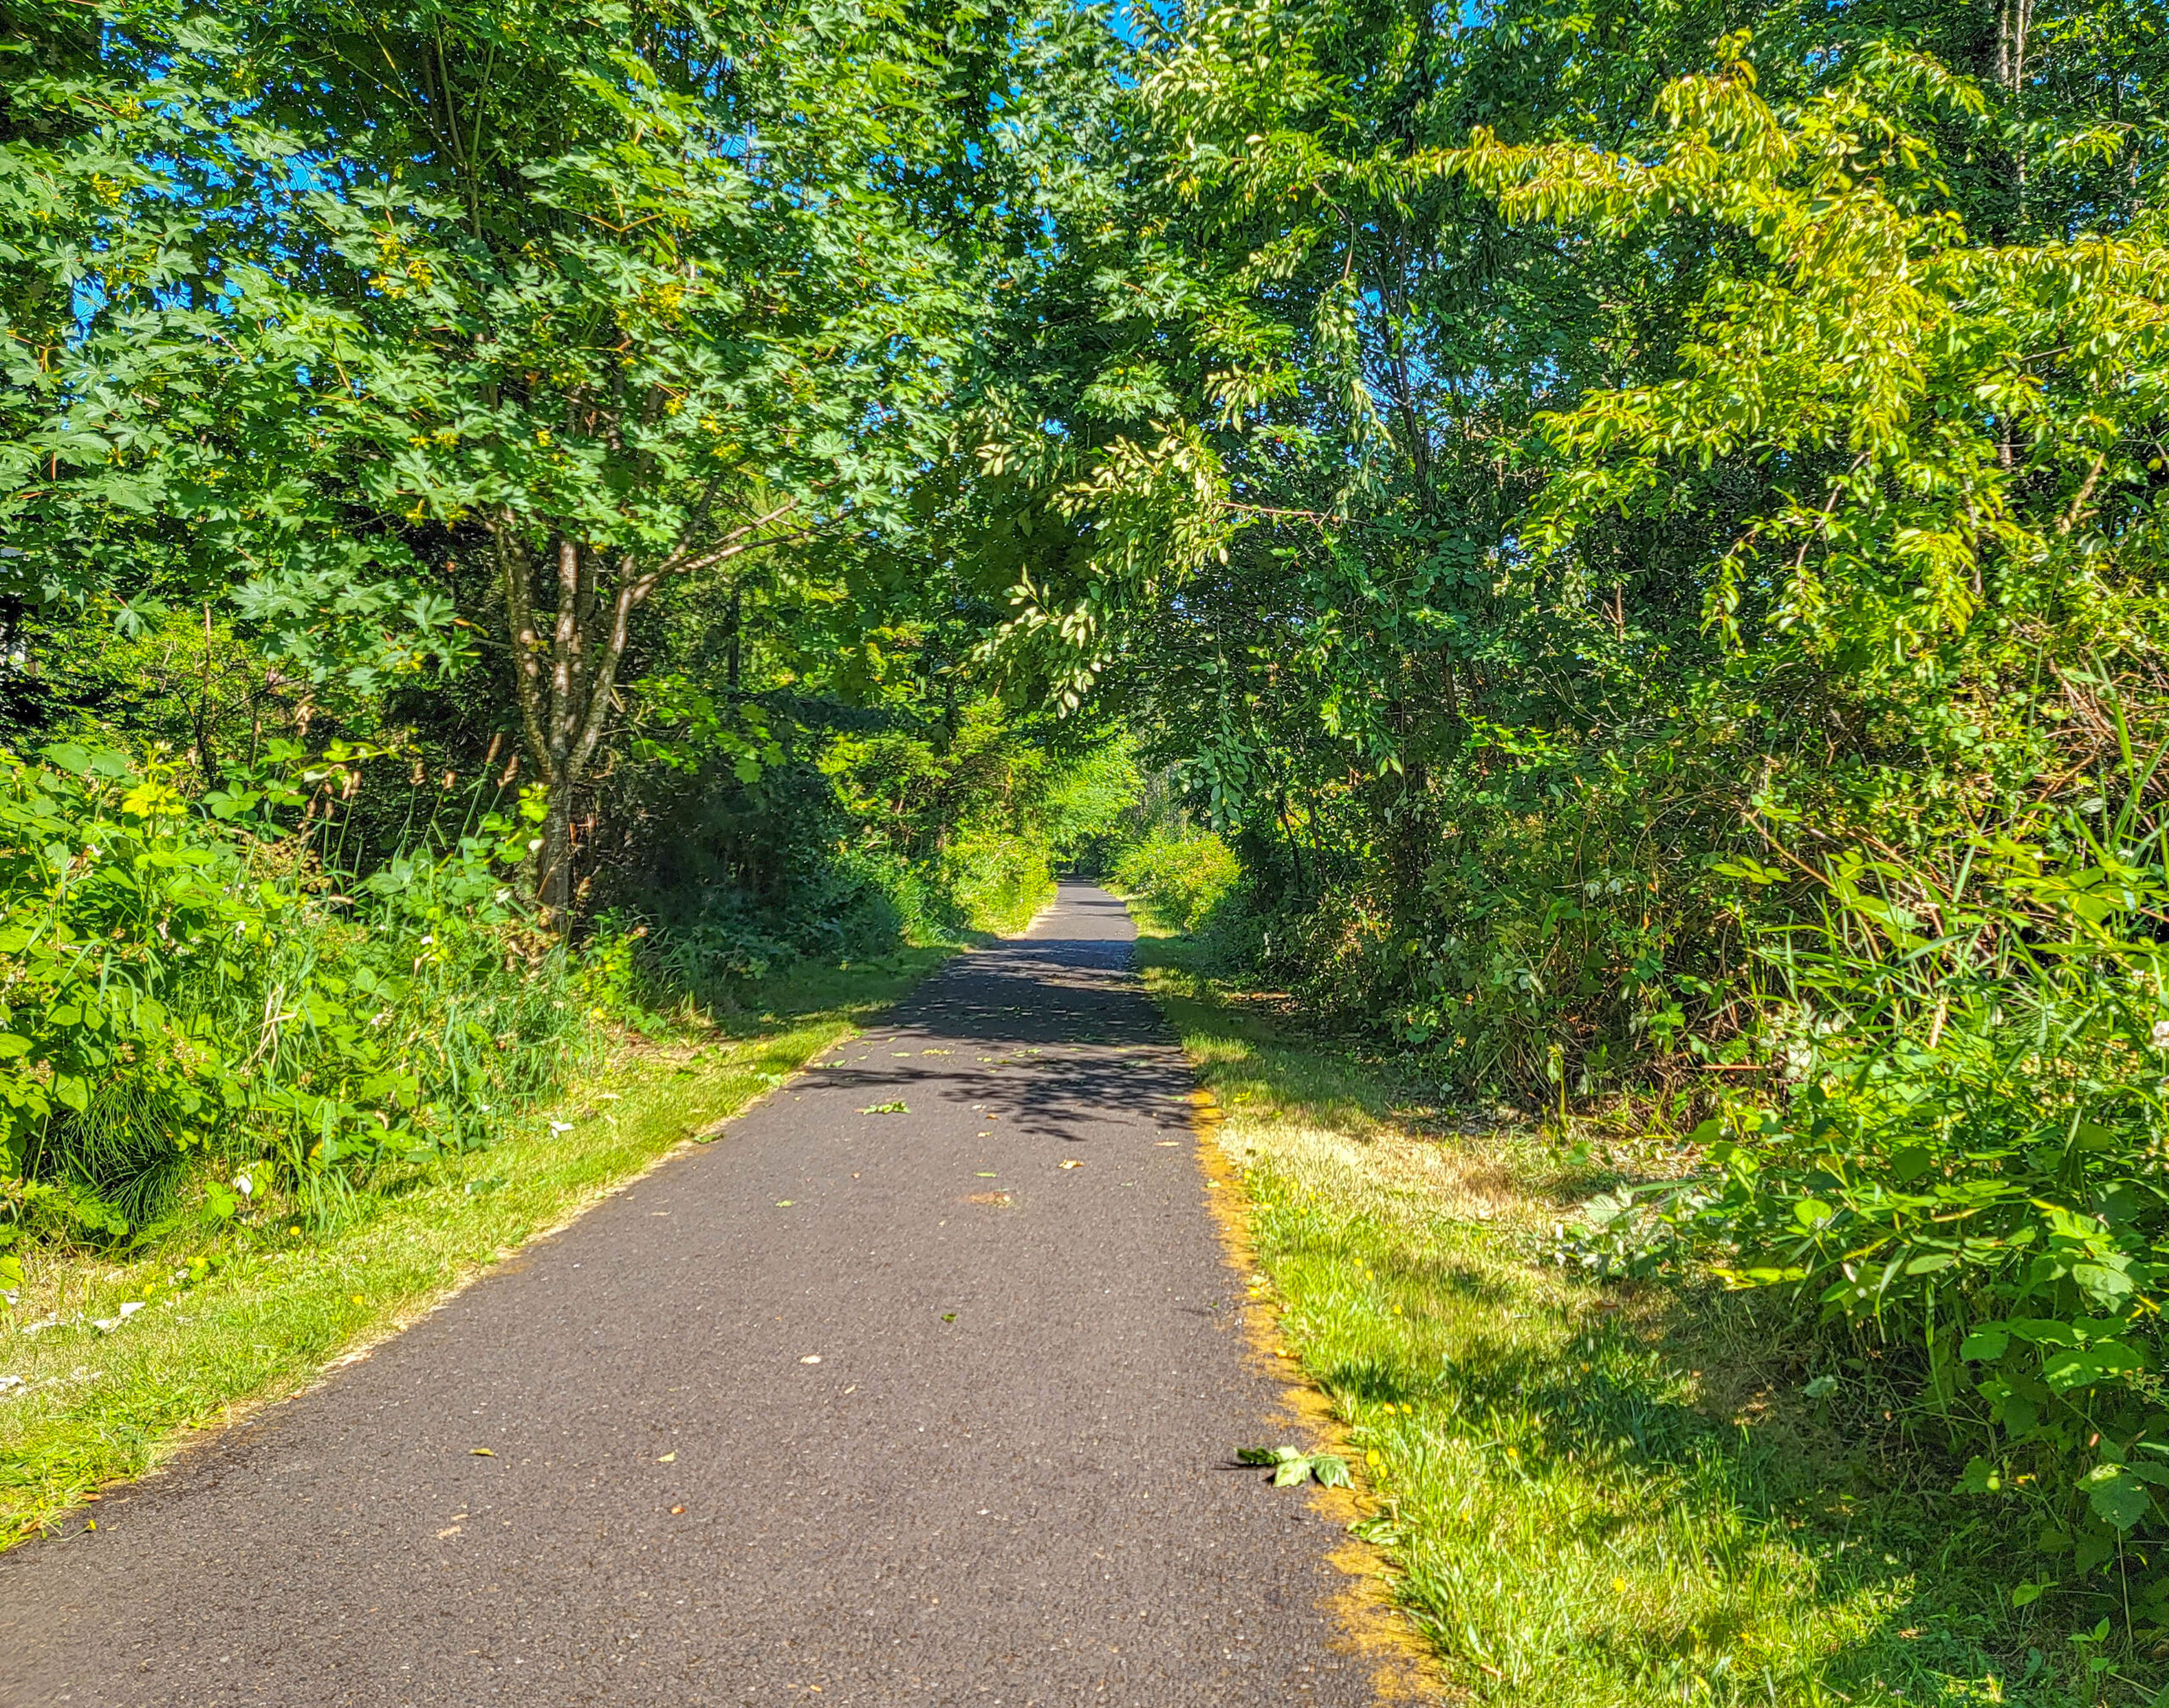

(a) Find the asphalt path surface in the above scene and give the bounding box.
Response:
[0,884,1377,1707]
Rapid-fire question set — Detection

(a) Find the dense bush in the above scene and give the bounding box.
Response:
[1545,755,2169,1614]
[0,742,596,1251]
[585,696,1137,993]
[1110,830,1241,934]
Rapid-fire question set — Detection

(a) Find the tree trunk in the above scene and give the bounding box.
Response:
[536,782,575,917]
[488,500,802,927]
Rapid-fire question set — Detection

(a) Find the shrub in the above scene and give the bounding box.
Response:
[1628,774,2169,1618]
[937,829,1054,936]
[0,742,592,1248]
[1111,830,1241,934]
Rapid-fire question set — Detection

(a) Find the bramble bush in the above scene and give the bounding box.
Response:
[1578,742,2169,1622]
[0,740,594,1254]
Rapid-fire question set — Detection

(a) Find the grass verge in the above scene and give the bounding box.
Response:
[1135,925,2123,1708]
[0,946,952,1550]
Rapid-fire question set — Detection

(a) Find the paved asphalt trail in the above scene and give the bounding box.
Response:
[0,885,1379,1707]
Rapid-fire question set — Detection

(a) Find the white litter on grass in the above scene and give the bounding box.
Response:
[20,1315,60,1335]
[91,1300,147,1334]
[549,1121,574,1134]
[0,1374,25,1398]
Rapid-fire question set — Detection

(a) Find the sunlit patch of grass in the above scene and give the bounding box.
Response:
[0,948,951,1548]
[1135,928,2092,1708]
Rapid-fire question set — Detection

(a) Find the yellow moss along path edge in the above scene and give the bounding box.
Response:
[1188,1085,1445,1705]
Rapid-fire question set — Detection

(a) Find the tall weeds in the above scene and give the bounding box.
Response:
[0,742,598,1253]
[1623,712,2169,1625]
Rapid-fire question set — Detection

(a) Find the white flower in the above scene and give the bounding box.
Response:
[2153,1020,2169,1051]
[233,1173,254,1197]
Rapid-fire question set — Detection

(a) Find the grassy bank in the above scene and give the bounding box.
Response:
[0,948,951,1549]
[1135,924,2127,1708]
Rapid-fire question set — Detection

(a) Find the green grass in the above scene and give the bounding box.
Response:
[1135,928,2123,1708]
[0,946,952,1548]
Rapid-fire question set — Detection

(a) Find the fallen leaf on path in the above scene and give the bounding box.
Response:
[1238,1445,1351,1489]
[657,1452,675,1462]
[469,1448,495,1456]
[1058,1160,1083,1170]
[800,1355,822,1365]
[671,1506,686,1515]
[859,1102,908,1115]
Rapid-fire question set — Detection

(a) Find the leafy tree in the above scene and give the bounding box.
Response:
[3,0,1046,914]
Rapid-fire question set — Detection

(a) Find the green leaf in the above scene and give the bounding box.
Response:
[2083,1466,2151,1531]
[2044,1341,2146,1393]
[1959,1324,2010,1361]
[1890,1145,1934,1183]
